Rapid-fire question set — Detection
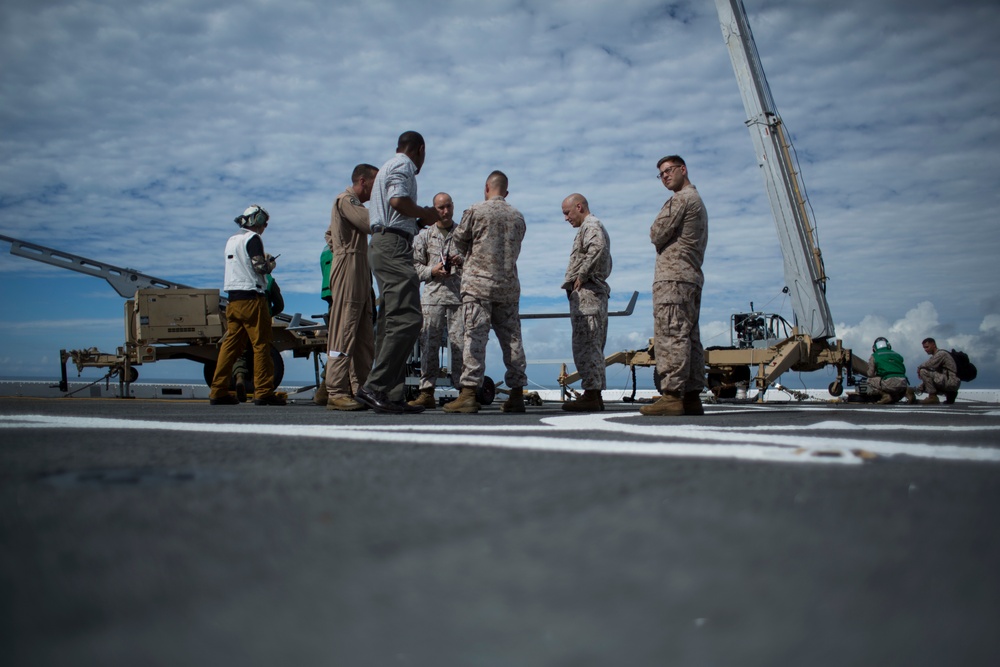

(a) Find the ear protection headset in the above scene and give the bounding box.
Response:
[235,204,270,229]
[872,337,891,352]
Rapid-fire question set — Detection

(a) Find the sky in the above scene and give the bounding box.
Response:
[1,0,999,393]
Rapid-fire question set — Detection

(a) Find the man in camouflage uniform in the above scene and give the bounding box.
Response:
[322,163,379,411]
[641,155,708,417]
[866,337,909,404]
[910,337,960,405]
[408,192,465,409]
[560,193,612,412]
[443,171,528,414]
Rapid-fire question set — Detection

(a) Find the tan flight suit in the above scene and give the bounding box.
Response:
[453,195,527,390]
[413,223,464,391]
[323,188,374,401]
[562,214,612,391]
[651,183,708,394]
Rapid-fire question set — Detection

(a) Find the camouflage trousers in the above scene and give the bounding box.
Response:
[868,376,908,402]
[459,296,527,390]
[569,289,608,390]
[917,369,960,395]
[418,303,464,391]
[652,280,705,394]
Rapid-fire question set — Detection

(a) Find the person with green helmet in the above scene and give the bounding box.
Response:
[866,337,909,404]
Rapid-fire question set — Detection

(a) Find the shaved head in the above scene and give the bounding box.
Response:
[486,170,508,197]
[561,193,591,227]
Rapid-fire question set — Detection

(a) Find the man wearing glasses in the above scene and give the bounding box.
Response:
[641,156,708,417]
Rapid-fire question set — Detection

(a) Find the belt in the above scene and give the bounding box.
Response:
[371,224,413,242]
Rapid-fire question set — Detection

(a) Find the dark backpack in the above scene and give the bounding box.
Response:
[949,349,977,383]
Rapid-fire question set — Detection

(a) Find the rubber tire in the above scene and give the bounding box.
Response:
[476,376,496,405]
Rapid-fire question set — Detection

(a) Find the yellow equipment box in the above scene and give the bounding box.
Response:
[132,288,225,344]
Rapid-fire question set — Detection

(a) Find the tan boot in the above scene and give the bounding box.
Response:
[562,389,604,412]
[919,394,940,405]
[408,389,437,410]
[443,387,481,413]
[640,391,685,416]
[501,387,526,413]
[876,393,893,405]
[327,395,365,411]
[683,390,705,415]
[904,388,917,404]
[313,382,329,406]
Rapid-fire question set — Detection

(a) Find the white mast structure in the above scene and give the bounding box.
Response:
[715,0,835,340]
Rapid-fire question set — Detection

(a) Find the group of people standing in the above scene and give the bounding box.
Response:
[208,131,712,417]
[316,131,533,415]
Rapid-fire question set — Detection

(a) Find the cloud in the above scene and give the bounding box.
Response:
[1,0,999,388]
[838,301,1000,387]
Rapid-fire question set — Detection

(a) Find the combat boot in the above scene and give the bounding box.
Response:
[919,393,940,405]
[235,373,248,403]
[904,388,917,404]
[876,393,893,405]
[501,387,526,413]
[640,391,685,416]
[944,390,958,404]
[313,382,329,406]
[443,387,480,414]
[326,395,365,411]
[683,390,705,415]
[408,389,437,410]
[562,389,604,412]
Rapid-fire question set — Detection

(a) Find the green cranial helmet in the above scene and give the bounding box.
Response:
[235,204,270,229]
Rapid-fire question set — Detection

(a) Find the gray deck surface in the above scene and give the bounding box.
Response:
[2,397,999,667]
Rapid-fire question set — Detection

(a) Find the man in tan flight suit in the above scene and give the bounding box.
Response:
[443,171,528,414]
[560,193,612,412]
[408,192,465,409]
[641,155,708,417]
[322,163,379,411]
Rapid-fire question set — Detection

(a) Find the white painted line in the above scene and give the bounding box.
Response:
[539,413,1000,463]
[2,412,999,465]
[0,414,859,465]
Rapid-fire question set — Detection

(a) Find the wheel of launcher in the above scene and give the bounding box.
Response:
[475,376,496,405]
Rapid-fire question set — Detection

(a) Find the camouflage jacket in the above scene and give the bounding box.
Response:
[413,222,463,306]
[650,183,707,287]
[453,195,525,303]
[562,214,611,299]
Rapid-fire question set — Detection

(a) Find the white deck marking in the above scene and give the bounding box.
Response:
[2,412,999,465]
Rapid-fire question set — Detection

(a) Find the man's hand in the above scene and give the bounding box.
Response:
[431,261,448,278]
[417,205,444,228]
